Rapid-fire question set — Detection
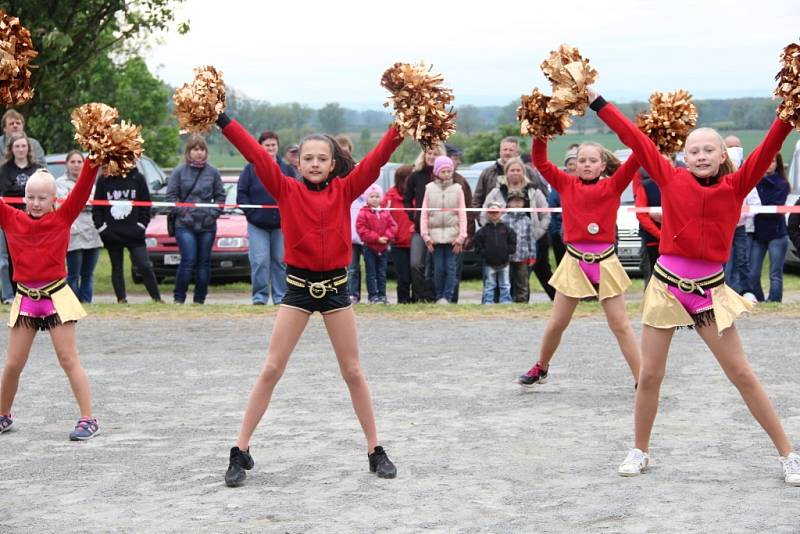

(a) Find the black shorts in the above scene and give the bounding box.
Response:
[280,266,351,314]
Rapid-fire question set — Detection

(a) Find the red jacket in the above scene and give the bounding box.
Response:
[532,138,639,243]
[356,206,398,254]
[0,160,98,283]
[594,97,792,263]
[381,186,414,248]
[220,120,403,271]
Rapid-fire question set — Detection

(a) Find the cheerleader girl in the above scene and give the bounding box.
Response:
[590,93,800,485]
[0,161,101,440]
[516,138,642,389]
[215,112,402,486]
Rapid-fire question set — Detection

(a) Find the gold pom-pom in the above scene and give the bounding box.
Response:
[635,89,698,155]
[0,11,38,106]
[71,103,144,176]
[173,65,226,134]
[540,44,598,117]
[381,62,456,148]
[774,42,800,128]
[517,88,572,139]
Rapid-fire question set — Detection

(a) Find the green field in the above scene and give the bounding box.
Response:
[204,129,800,170]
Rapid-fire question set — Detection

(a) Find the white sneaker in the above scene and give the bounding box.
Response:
[743,292,758,305]
[618,448,650,477]
[436,298,449,305]
[780,452,800,486]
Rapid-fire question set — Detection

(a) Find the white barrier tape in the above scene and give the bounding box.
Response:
[3,196,798,214]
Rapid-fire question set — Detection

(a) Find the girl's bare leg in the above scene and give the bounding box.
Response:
[236,306,310,450]
[634,325,674,452]
[600,294,642,381]
[322,307,379,452]
[0,326,37,414]
[49,322,93,417]
[696,322,793,456]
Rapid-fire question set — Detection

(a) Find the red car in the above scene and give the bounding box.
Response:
[134,175,251,284]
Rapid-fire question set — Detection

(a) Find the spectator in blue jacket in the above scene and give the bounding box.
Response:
[747,153,790,302]
[237,130,296,305]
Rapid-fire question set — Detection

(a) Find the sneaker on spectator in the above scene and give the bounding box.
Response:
[781,452,800,486]
[0,414,13,433]
[618,448,649,476]
[517,362,548,388]
[69,417,100,441]
[743,292,758,305]
[349,295,360,304]
[436,298,449,305]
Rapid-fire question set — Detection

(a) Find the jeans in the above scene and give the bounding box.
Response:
[348,244,363,302]
[410,233,435,302]
[724,225,751,294]
[550,231,566,265]
[390,246,411,303]
[0,229,13,301]
[66,248,101,303]
[748,235,788,302]
[174,227,215,303]
[107,245,161,302]
[432,244,458,301]
[247,224,287,304]
[363,247,388,301]
[482,264,511,304]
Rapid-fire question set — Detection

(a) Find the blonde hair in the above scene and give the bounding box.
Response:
[25,169,58,207]
[577,141,621,176]
[688,127,738,176]
[412,143,445,171]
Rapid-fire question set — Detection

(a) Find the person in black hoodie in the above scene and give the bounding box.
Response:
[237,130,294,305]
[92,167,162,303]
[474,202,516,304]
[0,133,42,303]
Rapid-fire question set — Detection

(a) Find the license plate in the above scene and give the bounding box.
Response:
[164,254,181,265]
[619,247,640,257]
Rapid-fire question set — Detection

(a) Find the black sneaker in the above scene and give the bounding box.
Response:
[368,446,397,479]
[225,446,254,487]
[517,362,548,388]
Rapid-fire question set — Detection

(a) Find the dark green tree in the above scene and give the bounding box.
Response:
[317,102,345,134]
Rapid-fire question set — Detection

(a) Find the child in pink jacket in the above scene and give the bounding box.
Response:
[356,184,398,303]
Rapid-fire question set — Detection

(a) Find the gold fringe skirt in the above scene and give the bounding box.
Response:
[8,285,86,329]
[549,252,631,300]
[641,277,751,334]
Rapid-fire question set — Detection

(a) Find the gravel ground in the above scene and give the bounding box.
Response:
[0,312,798,533]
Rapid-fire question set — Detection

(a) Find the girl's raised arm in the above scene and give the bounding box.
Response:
[346,126,404,202]
[611,153,641,194]
[729,117,793,198]
[591,97,673,187]
[216,113,290,201]
[57,160,100,224]
[531,137,570,193]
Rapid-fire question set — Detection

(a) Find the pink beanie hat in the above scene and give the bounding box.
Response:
[364,183,383,199]
[432,156,454,177]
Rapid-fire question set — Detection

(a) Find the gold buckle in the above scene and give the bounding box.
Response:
[308,281,328,299]
[677,278,698,294]
[27,288,42,301]
[581,252,598,264]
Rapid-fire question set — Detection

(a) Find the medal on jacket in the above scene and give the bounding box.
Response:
[587,223,599,235]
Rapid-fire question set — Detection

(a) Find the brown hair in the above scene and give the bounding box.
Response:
[184,136,208,158]
[299,133,355,178]
[1,109,24,130]
[393,164,414,195]
[334,134,354,156]
[3,132,31,164]
[577,141,621,176]
[258,131,279,144]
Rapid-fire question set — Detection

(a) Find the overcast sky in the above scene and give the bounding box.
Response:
[144,0,800,109]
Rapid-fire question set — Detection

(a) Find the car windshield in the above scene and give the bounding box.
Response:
[224,183,243,214]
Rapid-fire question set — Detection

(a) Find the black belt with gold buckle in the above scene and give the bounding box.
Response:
[566,244,615,264]
[16,279,67,301]
[286,273,348,299]
[653,263,724,297]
